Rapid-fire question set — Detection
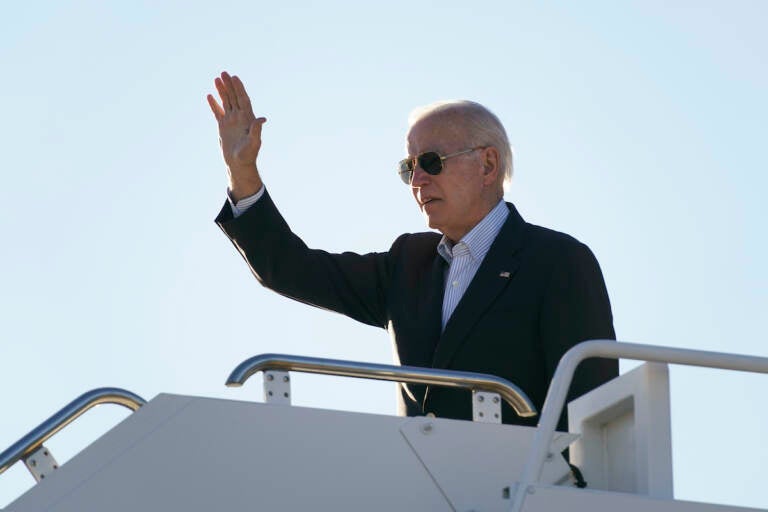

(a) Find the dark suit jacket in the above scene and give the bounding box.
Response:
[216,191,618,430]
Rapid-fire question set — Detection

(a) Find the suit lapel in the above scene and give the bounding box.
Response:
[430,203,528,370]
[401,251,446,407]
[424,253,447,354]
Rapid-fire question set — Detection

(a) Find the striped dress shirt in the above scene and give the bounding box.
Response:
[229,186,266,217]
[437,199,509,330]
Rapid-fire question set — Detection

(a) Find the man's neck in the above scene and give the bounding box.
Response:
[443,199,506,244]
[443,198,505,244]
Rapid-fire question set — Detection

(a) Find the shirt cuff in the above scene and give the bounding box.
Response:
[227,186,266,218]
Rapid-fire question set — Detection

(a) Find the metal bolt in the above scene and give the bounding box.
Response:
[266,374,274,381]
[283,392,289,398]
[420,422,434,434]
[30,459,37,467]
[479,411,484,417]
[492,396,500,404]
[268,391,273,396]
[527,486,536,495]
[478,395,485,402]
[546,452,553,460]
[283,375,290,382]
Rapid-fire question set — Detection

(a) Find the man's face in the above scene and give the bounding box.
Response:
[406,115,491,243]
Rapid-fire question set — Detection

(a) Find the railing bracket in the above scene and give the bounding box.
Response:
[22,444,59,482]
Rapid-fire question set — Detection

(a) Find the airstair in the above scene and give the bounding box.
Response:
[1,340,767,511]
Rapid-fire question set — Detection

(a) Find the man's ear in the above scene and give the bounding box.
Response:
[481,146,500,185]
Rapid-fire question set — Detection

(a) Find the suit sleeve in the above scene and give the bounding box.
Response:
[539,240,618,430]
[215,190,393,329]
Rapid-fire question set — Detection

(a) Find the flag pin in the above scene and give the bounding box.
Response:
[499,271,511,278]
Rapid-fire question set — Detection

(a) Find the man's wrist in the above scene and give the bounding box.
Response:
[228,164,263,202]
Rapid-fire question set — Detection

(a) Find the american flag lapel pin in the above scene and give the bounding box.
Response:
[499,271,511,278]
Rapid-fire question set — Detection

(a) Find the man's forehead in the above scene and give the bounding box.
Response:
[406,113,468,152]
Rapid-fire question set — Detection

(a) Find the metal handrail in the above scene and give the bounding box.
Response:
[0,387,146,476]
[226,353,537,418]
[510,340,768,512]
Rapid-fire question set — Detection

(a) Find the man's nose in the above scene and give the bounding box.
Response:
[410,164,431,187]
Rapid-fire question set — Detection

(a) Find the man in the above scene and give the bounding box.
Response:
[209,71,617,430]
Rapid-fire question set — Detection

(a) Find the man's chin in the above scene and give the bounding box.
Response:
[424,214,441,232]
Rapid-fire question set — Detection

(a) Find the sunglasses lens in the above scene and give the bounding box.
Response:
[398,158,414,185]
[418,152,443,175]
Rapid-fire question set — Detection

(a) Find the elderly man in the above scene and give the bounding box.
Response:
[210,71,617,430]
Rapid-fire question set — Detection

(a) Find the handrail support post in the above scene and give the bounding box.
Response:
[264,370,291,405]
[22,444,59,482]
[472,391,502,423]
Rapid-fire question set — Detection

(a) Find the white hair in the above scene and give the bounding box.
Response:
[408,100,514,187]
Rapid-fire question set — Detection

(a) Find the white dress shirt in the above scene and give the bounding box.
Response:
[229,186,265,217]
[437,199,508,330]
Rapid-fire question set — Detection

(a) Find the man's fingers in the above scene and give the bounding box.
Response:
[214,76,233,111]
[231,75,253,110]
[221,72,241,110]
[207,94,225,121]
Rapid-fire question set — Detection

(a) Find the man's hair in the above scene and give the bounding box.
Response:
[408,100,514,188]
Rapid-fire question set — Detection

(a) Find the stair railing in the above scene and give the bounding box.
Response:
[0,387,146,482]
[226,353,537,422]
[509,340,768,512]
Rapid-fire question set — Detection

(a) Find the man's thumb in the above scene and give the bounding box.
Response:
[249,117,267,140]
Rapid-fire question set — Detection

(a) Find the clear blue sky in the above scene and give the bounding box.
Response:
[1,1,766,508]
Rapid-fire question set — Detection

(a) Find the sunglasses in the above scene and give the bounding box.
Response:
[397,147,484,185]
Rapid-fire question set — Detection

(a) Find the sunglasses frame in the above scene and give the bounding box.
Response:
[398,147,485,185]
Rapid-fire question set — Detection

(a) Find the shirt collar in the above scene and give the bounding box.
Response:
[437,199,509,264]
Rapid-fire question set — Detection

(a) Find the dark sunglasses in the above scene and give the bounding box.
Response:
[397,147,484,185]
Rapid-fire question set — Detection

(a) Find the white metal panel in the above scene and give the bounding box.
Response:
[7,394,453,512]
[568,362,673,497]
[519,484,763,512]
[602,406,636,493]
[6,394,195,512]
[400,417,576,512]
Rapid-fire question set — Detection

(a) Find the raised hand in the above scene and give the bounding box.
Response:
[207,71,267,201]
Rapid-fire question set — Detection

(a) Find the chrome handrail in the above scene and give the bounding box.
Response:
[226,353,537,418]
[0,387,146,476]
[510,340,768,512]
